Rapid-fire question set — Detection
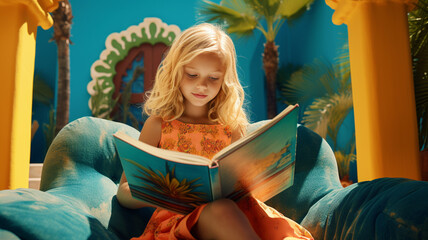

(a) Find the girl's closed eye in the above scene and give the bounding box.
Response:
[186,73,198,78]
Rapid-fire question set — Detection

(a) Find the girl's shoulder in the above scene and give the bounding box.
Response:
[139,116,163,146]
[144,115,163,126]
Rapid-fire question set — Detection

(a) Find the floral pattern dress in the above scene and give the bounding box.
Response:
[132,120,313,240]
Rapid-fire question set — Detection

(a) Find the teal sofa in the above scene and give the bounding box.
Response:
[0,117,427,239]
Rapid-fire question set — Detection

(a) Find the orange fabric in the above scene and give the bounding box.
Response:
[132,120,313,240]
[159,120,232,159]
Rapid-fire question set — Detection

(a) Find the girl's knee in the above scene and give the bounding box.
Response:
[196,199,260,240]
[205,199,241,219]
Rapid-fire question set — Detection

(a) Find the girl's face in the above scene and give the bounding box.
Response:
[179,53,225,110]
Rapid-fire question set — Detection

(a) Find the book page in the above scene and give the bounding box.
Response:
[114,135,216,214]
[213,104,298,160]
[114,132,211,165]
[215,106,298,202]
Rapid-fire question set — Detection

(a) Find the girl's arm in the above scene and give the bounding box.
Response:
[116,116,162,209]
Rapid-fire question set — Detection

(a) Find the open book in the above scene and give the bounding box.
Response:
[113,104,299,214]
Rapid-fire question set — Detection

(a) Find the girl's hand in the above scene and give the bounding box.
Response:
[116,173,155,209]
[116,116,162,209]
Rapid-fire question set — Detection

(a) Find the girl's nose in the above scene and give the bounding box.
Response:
[196,79,208,90]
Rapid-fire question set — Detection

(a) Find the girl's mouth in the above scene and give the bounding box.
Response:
[192,93,207,99]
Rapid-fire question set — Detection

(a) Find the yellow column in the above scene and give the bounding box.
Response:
[0,0,59,190]
[326,0,421,181]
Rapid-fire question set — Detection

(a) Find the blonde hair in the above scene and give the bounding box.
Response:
[144,23,248,133]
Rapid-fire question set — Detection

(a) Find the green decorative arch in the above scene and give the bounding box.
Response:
[87,17,181,118]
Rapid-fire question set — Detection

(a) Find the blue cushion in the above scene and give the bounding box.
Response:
[0,188,119,239]
[266,125,343,222]
[0,117,155,239]
[302,178,428,239]
[268,125,428,239]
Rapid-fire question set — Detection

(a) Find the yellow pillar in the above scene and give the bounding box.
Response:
[0,0,59,190]
[326,0,421,181]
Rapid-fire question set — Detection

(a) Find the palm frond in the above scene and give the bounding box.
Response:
[302,92,353,149]
[414,45,428,109]
[334,150,356,180]
[201,0,312,41]
[334,43,352,93]
[409,0,428,56]
[243,0,280,22]
[414,46,428,149]
[279,59,342,106]
[201,0,258,37]
[409,0,428,150]
[227,21,259,36]
[42,106,56,150]
[278,45,352,149]
[33,75,54,105]
[220,0,256,15]
[278,0,314,18]
[202,0,248,22]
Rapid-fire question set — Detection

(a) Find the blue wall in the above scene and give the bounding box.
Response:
[31,27,57,163]
[31,0,350,163]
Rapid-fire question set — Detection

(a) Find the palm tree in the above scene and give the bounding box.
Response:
[278,46,356,185]
[201,0,313,118]
[52,0,73,135]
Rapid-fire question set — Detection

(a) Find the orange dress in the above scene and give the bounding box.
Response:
[132,120,313,240]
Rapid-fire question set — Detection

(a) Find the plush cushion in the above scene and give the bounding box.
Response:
[0,188,119,239]
[267,126,428,239]
[0,117,154,239]
[302,178,428,239]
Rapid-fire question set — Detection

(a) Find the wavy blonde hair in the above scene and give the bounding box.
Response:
[144,23,248,133]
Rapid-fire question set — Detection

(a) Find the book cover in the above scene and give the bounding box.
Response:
[114,104,299,214]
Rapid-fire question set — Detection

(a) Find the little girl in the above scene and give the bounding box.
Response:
[116,23,313,240]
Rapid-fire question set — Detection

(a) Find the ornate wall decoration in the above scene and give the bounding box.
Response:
[87,18,180,122]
